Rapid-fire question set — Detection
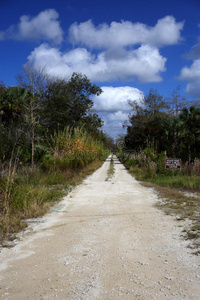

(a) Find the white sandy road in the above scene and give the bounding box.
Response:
[0,155,199,300]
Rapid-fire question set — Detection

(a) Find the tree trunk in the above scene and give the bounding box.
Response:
[30,101,35,169]
[31,122,34,169]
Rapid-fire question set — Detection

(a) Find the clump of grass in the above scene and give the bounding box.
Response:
[105,155,115,181]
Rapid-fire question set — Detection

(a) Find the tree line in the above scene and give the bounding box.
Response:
[124,88,200,163]
[0,65,113,168]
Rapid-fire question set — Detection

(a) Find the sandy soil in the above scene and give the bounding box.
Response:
[0,156,199,300]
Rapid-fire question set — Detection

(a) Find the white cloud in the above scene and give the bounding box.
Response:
[27,44,101,78]
[92,86,143,112]
[103,45,166,82]
[27,43,72,77]
[69,16,184,49]
[101,118,126,140]
[27,43,166,82]
[186,37,200,59]
[108,111,129,121]
[179,59,200,98]
[92,86,144,139]
[24,15,184,83]
[0,9,63,43]
[93,86,145,139]
[179,24,200,98]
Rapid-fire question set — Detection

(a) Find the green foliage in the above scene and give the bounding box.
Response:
[125,89,200,163]
[0,71,112,240]
[0,71,111,165]
[42,126,108,172]
[119,150,200,190]
[42,73,102,134]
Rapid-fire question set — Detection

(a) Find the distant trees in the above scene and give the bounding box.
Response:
[124,89,200,162]
[0,68,108,166]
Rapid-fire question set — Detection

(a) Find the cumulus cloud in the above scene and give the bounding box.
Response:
[24,15,184,83]
[179,27,200,98]
[108,111,129,121]
[27,44,102,79]
[0,9,63,43]
[92,86,143,112]
[27,43,166,82]
[91,86,144,139]
[101,117,126,140]
[93,86,144,138]
[69,16,184,49]
[179,59,200,98]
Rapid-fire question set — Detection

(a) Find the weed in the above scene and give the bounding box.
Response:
[105,155,115,181]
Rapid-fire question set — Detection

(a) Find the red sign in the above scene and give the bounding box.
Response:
[165,159,181,169]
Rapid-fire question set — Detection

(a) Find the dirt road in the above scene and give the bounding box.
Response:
[0,156,200,299]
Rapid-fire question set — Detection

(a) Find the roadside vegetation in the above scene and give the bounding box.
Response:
[0,66,113,242]
[0,158,104,243]
[119,150,200,254]
[105,154,115,181]
[118,88,200,254]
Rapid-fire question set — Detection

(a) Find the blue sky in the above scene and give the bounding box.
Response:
[0,0,200,139]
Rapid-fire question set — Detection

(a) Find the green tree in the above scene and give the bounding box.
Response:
[125,90,169,153]
[0,86,28,161]
[144,88,167,116]
[180,106,200,162]
[77,113,104,139]
[43,73,102,133]
[0,87,26,137]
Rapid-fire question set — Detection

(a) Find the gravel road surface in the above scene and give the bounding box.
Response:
[0,155,199,299]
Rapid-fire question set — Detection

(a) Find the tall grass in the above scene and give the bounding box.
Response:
[148,174,200,190]
[42,126,108,171]
[0,127,109,242]
[120,149,200,190]
[0,168,66,238]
